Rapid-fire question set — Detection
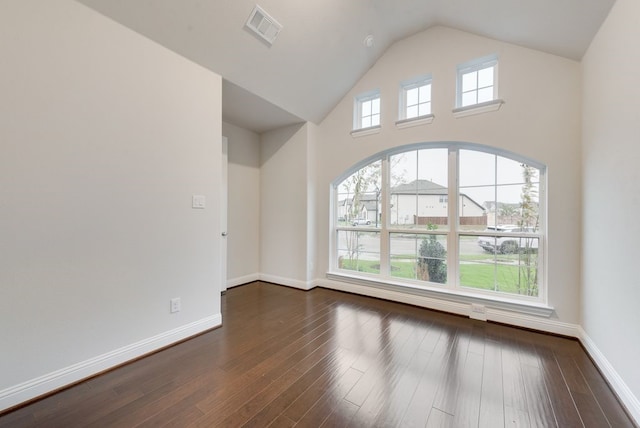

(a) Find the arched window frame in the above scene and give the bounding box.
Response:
[330,142,550,314]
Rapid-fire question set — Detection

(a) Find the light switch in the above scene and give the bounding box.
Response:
[192,195,206,209]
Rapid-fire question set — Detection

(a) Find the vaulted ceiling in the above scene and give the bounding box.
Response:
[77,0,615,133]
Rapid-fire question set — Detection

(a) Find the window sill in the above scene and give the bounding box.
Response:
[395,114,434,129]
[350,125,381,138]
[325,271,554,318]
[452,99,504,118]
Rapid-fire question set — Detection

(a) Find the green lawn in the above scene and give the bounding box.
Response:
[339,257,537,296]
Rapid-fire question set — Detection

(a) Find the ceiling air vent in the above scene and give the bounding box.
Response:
[245,5,282,46]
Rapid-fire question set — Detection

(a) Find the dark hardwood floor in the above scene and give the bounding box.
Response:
[1,282,635,427]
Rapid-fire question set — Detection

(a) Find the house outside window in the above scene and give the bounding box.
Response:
[332,143,545,304]
[399,76,432,120]
[457,55,498,108]
[353,90,381,130]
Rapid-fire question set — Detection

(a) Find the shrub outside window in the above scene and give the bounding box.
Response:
[332,143,545,303]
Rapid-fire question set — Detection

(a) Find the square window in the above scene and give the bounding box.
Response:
[456,56,498,108]
[354,90,381,130]
[399,76,432,120]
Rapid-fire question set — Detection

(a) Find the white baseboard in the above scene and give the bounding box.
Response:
[227,273,260,289]
[0,314,222,413]
[578,327,640,425]
[317,277,579,337]
[259,273,314,290]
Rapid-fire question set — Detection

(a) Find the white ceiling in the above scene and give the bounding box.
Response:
[77,0,615,134]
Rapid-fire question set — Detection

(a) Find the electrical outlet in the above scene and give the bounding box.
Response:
[170,298,181,313]
[470,303,487,321]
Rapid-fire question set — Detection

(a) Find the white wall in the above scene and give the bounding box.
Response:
[260,123,312,288]
[582,0,640,418]
[0,1,222,410]
[222,122,261,286]
[314,26,582,323]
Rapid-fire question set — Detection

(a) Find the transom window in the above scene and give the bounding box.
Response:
[400,76,432,120]
[354,90,381,130]
[457,55,498,107]
[332,143,545,303]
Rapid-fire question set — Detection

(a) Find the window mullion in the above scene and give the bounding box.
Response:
[379,156,390,276]
[447,148,459,288]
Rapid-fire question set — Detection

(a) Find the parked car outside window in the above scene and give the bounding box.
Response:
[352,218,372,226]
[477,225,538,254]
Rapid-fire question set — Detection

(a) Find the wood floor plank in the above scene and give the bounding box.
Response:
[478,340,505,428]
[426,408,454,427]
[451,351,484,428]
[0,282,634,428]
[521,364,557,428]
[318,398,360,428]
[398,327,458,427]
[349,321,428,426]
[555,354,611,428]
[536,345,584,427]
[432,328,472,415]
[571,352,635,427]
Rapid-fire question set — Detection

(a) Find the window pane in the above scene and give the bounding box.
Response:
[390,233,447,283]
[337,160,381,227]
[477,87,494,103]
[390,151,416,227]
[417,148,448,188]
[459,150,496,187]
[406,88,419,107]
[361,100,371,116]
[361,116,371,128]
[406,105,418,119]
[462,71,478,91]
[459,235,538,296]
[459,235,496,291]
[497,156,526,185]
[419,84,431,102]
[337,230,380,274]
[371,113,380,127]
[462,91,477,107]
[478,66,494,88]
[371,98,380,115]
[390,233,419,280]
[418,102,431,116]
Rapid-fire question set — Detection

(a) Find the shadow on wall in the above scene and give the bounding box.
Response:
[259,123,307,166]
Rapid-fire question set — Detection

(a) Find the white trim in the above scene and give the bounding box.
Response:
[353,89,381,131]
[259,273,314,290]
[350,125,381,138]
[320,276,578,336]
[395,114,434,129]
[324,273,554,318]
[452,99,504,118]
[398,75,432,121]
[0,314,222,412]
[227,273,260,288]
[578,327,640,425]
[456,54,499,108]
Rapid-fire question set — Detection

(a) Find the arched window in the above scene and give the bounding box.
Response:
[332,143,546,303]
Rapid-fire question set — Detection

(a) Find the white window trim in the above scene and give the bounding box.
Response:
[350,125,381,138]
[353,89,381,131]
[398,75,433,122]
[452,98,504,118]
[326,272,554,317]
[456,54,499,109]
[395,115,434,129]
[330,142,548,314]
